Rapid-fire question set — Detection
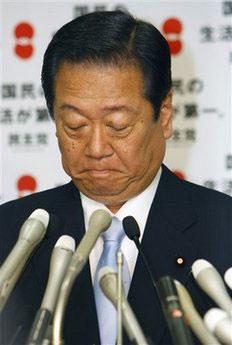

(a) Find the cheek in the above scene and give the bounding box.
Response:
[118,127,163,170]
[114,135,148,170]
[58,135,82,163]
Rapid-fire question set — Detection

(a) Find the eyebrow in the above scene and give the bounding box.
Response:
[59,103,139,115]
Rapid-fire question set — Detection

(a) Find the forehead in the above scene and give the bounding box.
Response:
[54,62,145,101]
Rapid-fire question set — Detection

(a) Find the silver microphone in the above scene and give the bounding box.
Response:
[224,267,232,290]
[41,235,75,312]
[117,251,123,345]
[204,308,232,345]
[175,280,220,345]
[27,235,75,345]
[98,266,149,345]
[0,209,49,312]
[53,209,112,345]
[192,259,232,316]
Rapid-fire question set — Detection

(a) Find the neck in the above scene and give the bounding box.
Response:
[106,203,124,214]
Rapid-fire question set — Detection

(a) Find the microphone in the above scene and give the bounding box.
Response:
[117,251,123,345]
[0,209,49,312]
[122,216,160,301]
[122,216,140,241]
[224,267,232,290]
[192,259,232,316]
[156,276,194,345]
[52,209,112,345]
[98,266,149,345]
[204,308,232,345]
[174,280,220,345]
[26,235,75,345]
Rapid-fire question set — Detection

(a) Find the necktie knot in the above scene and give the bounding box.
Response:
[102,216,125,244]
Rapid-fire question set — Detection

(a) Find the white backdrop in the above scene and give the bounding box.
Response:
[1,0,232,204]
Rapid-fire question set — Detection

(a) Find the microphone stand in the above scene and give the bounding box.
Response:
[117,251,123,345]
[41,325,52,345]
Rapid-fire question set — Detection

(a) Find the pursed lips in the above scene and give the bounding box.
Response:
[87,169,112,177]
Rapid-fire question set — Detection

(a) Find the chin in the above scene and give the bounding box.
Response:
[77,180,124,197]
[87,186,122,197]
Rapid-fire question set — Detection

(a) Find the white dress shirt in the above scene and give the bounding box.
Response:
[80,167,162,282]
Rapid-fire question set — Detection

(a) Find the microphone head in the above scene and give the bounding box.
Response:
[29,209,49,228]
[89,209,112,233]
[204,308,227,332]
[55,235,75,252]
[98,266,118,307]
[98,266,116,284]
[224,267,232,290]
[20,209,50,242]
[174,279,181,287]
[192,259,213,278]
[122,216,140,240]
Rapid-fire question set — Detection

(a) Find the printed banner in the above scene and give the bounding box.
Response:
[1,0,231,203]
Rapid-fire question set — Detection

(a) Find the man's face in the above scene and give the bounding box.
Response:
[54,63,172,212]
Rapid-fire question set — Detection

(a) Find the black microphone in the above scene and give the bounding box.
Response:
[123,216,140,241]
[122,216,159,297]
[157,276,194,345]
[123,216,192,345]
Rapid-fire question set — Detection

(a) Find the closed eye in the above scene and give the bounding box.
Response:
[107,125,128,131]
[67,124,87,131]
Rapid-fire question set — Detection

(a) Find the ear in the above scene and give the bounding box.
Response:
[53,116,58,137]
[159,91,173,139]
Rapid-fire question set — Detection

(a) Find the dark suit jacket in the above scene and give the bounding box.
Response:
[0,165,231,345]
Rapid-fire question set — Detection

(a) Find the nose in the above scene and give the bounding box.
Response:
[85,126,113,159]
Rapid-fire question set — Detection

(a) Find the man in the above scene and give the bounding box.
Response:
[0,10,231,345]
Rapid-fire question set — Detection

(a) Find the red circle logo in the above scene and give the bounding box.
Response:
[17,175,37,198]
[162,18,183,55]
[14,22,34,59]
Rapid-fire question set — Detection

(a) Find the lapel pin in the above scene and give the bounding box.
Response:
[175,256,185,266]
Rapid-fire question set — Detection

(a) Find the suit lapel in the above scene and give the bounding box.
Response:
[128,165,199,344]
